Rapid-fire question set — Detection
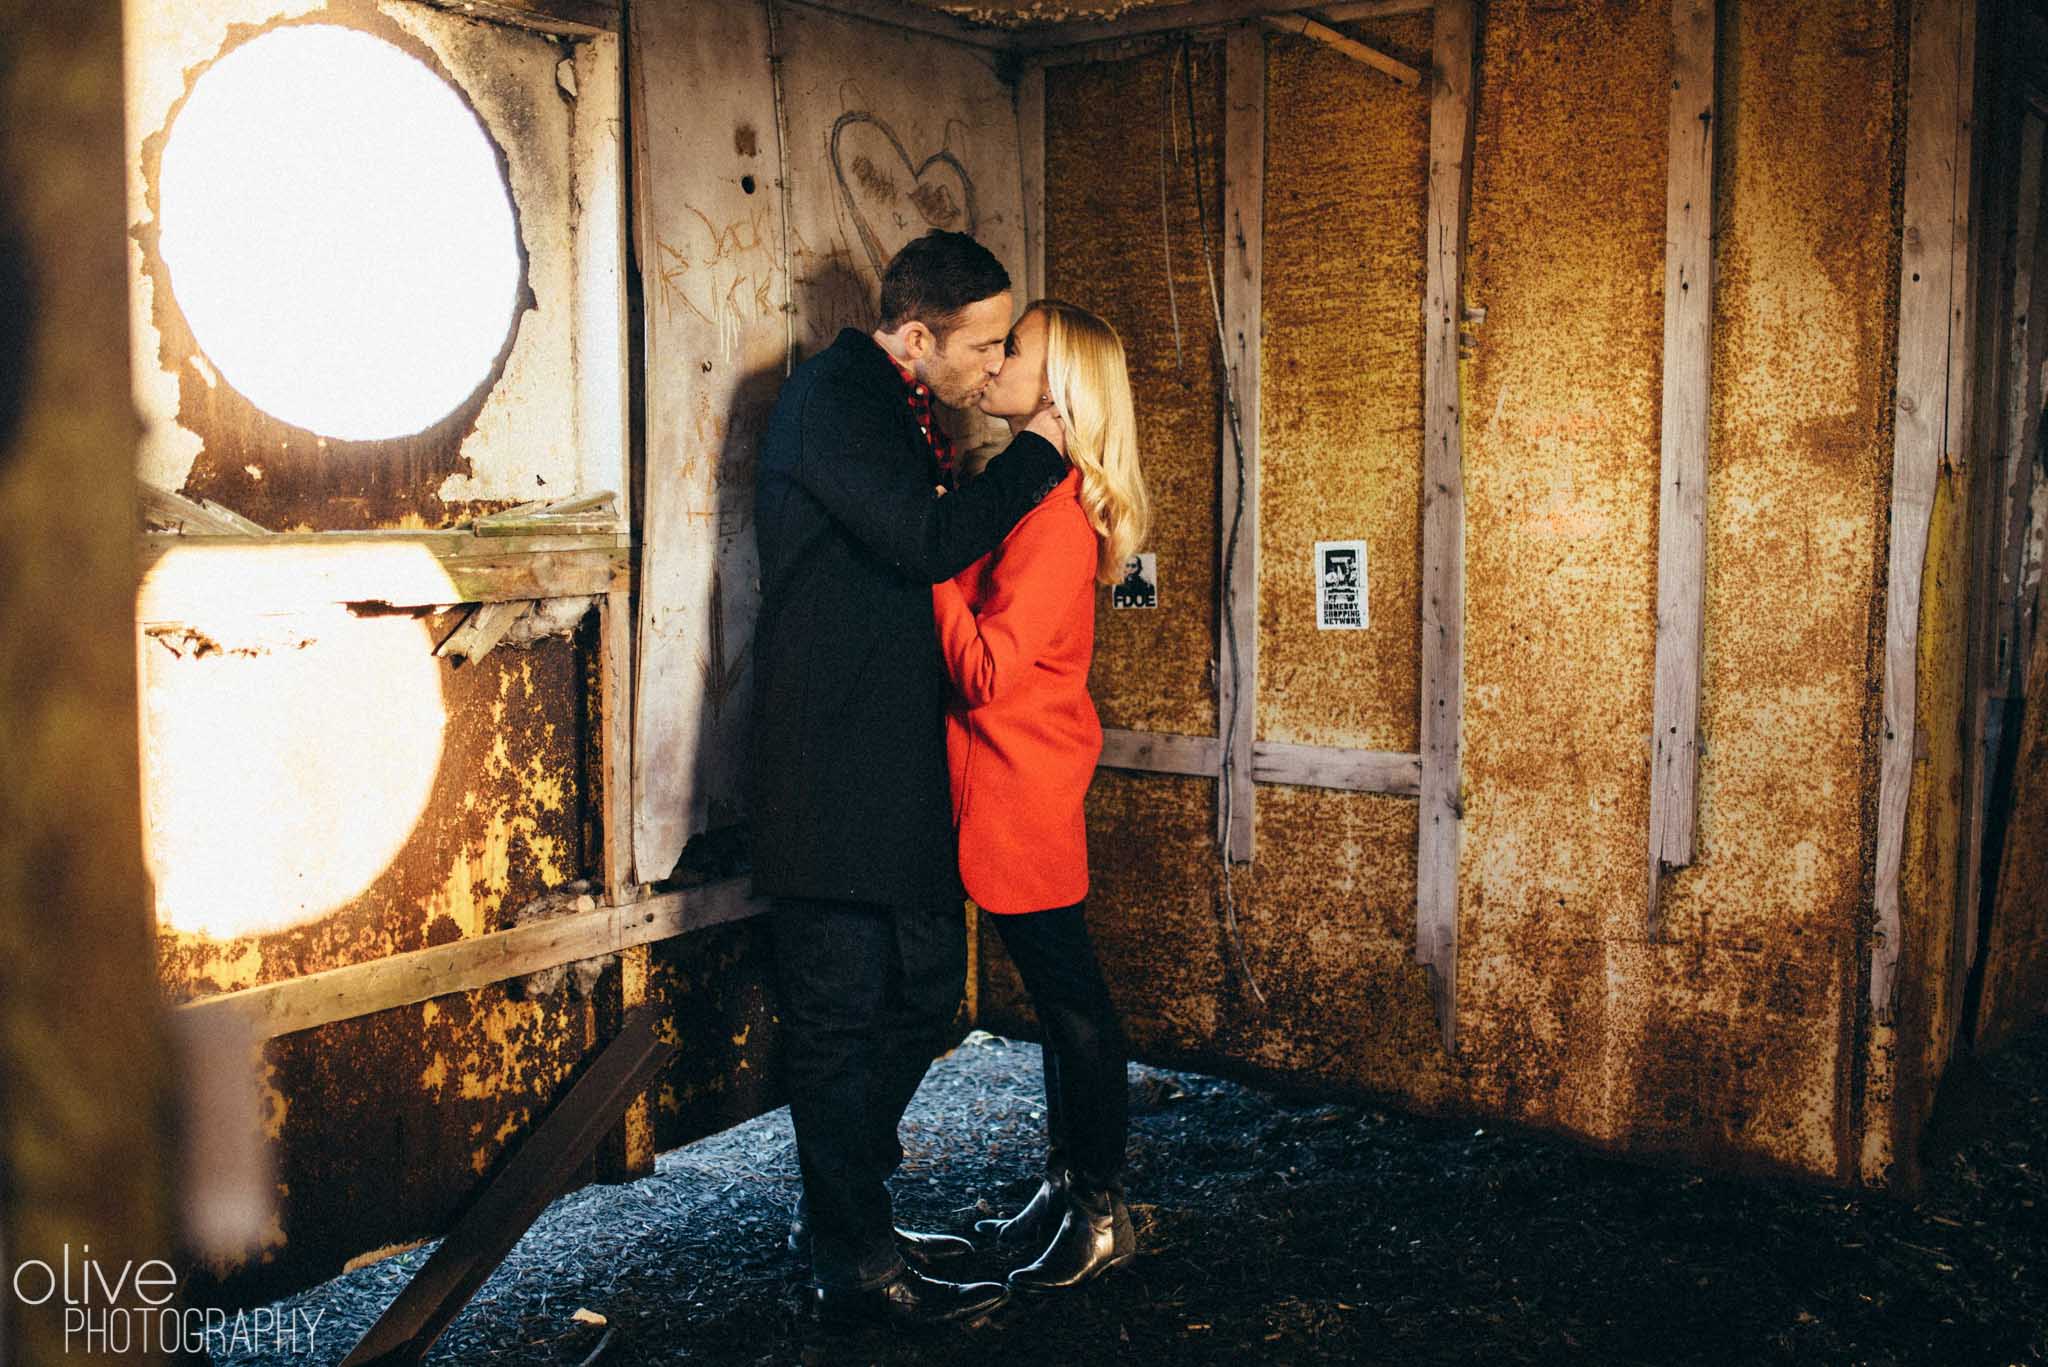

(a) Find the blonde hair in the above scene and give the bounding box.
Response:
[1033,300,1151,584]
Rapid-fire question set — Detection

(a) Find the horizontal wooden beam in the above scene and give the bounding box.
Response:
[135,532,629,619]
[1098,728,1424,799]
[1321,0,1434,19]
[780,0,1009,49]
[1009,0,1306,52]
[1261,14,1422,85]
[411,0,620,38]
[1099,727,1221,777]
[175,878,763,1042]
[1252,740,1422,796]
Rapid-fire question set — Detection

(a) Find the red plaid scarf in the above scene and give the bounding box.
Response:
[884,349,956,487]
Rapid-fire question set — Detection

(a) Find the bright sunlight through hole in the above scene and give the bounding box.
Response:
[157,25,522,441]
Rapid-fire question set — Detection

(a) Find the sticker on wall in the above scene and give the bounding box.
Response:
[1315,540,1368,630]
[1112,552,1158,609]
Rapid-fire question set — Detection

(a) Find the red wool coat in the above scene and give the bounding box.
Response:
[931,468,1103,914]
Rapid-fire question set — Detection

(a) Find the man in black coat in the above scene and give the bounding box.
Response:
[750,231,1067,1329]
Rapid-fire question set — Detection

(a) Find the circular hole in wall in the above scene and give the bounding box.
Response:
[157,24,522,442]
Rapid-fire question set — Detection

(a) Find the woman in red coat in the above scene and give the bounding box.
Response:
[932,299,1151,1293]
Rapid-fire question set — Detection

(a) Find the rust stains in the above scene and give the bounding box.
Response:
[1008,0,1909,1189]
[156,625,586,1001]
[1259,18,1430,752]
[1048,45,1223,738]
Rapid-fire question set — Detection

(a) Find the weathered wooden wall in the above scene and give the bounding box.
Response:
[152,0,1023,1305]
[629,0,1025,880]
[983,0,1923,1186]
[126,0,646,1303]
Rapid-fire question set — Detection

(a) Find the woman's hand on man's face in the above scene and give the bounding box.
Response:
[1025,401,1066,456]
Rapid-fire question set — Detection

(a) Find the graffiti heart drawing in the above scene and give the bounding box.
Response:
[828,112,978,282]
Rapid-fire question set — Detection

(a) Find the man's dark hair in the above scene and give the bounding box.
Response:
[877,230,1010,338]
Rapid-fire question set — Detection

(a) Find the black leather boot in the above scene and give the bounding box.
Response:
[807,1266,1009,1330]
[1005,1185,1134,1293]
[787,1212,975,1267]
[972,1168,1069,1252]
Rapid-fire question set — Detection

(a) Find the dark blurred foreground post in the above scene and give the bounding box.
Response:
[0,2,178,1362]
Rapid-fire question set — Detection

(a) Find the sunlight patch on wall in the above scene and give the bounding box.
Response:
[156,24,520,440]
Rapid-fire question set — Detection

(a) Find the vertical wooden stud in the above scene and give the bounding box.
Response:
[1646,0,1717,935]
[1875,0,1977,1022]
[1218,24,1264,864]
[1417,0,1476,1052]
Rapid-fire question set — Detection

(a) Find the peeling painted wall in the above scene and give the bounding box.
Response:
[125,0,625,529]
[985,0,1916,1188]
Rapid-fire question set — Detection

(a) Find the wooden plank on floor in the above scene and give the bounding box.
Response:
[1874,0,1976,1023]
[1252,741,1423,797]
[1417,0,1476,1053]
[1218,23,1264,864]
[1646,0,1717,935]
[339,1006,675,1366]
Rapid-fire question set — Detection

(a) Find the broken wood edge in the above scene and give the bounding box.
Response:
[173,878,763,1044]
[433,599,531,663]
[1646,0,1717,936]
[139,484,271,537]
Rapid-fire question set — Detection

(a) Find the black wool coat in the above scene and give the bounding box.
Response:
[748,328,1068,908]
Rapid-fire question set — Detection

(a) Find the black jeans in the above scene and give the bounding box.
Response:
[990,901,1128,1197]
[768,894,966,1290]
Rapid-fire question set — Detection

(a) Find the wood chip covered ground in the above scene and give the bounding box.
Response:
[219,1019,2048,1364]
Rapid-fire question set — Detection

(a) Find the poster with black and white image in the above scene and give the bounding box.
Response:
[1315,540,1368,630]
[1112,552,1157,609]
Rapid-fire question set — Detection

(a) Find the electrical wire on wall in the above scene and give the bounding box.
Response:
[1167,38,1265,1009]
[1158,57,1185,375]
[764,0,796,376]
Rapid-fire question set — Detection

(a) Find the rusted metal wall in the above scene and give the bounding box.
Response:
[156,626,599,1301]
[126,0,640,1304]
[985,0,1918,1187]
